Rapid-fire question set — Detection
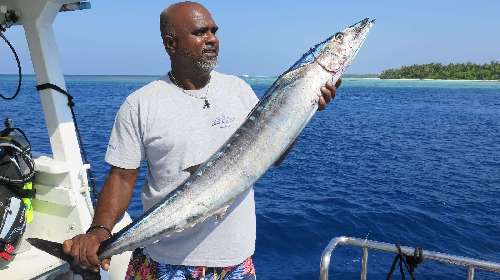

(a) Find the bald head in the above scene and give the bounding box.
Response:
[160,1,209,39]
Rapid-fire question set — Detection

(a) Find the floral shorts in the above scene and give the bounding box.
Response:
[125,248,256,280]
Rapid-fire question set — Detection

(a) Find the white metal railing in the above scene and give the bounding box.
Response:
[320,236,500,280]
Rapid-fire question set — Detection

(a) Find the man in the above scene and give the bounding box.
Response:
[63,2,340,279]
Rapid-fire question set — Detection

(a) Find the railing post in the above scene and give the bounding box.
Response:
[361,247,368,280]
[467,266,475,280]
[320,237,349,280]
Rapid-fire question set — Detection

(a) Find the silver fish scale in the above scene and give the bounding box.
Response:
[98,18,375,259]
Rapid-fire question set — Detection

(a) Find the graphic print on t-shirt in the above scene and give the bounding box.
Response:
[211,113,236,129]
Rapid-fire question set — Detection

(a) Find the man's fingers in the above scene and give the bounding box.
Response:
[101,258,111,271]
[70,239,83,267]
[320,86,332,104]
[330,86,336,101]
[79,239,91,268]
[63,239,72,254]
[318,96,326,111]
[318,80,339,111]
[325,81,335,92]
[325,82,337,99]
[335,78,342,89]
[88,242,101,268]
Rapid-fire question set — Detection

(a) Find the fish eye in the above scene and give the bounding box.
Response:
[335,32,344,40]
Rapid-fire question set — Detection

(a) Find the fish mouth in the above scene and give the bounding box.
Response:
[349,17,376,30]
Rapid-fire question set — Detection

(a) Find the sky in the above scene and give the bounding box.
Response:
[0,0,499,76]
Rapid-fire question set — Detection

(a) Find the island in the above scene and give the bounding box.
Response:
[379,61,500,80]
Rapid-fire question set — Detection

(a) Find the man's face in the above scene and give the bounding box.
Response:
[173,7,219,73]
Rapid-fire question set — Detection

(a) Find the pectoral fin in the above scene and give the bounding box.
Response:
[183,164,202,175]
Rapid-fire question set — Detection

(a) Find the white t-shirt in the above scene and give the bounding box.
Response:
[105,71,259,267]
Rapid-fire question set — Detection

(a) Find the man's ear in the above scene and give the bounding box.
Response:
[163,34,176,55]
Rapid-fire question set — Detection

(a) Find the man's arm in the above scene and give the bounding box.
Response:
[63,166,138,270]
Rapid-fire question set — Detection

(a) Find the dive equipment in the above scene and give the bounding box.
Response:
[0,119,35,264]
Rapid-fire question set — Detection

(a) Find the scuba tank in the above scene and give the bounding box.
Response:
[0,118,35,265]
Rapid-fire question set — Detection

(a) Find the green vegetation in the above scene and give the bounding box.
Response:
[379,61,500,80]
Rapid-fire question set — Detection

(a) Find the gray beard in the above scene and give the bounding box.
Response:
[176,47,218,74]
[193,56,218,73]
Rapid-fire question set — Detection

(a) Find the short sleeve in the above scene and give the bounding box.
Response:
[239,79,260,110]
[105,100,145,169]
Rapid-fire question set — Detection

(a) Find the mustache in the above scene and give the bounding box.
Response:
[202,46,217,53]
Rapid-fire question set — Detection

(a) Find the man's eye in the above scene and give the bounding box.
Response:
[192,27,217,37]
[193,28,208,36]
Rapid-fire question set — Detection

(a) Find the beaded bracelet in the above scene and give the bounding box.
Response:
[86,224,112,238]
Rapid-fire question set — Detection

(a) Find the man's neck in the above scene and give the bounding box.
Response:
[170,68,211,90]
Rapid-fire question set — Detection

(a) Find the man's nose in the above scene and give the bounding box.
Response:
[206,31,218,45]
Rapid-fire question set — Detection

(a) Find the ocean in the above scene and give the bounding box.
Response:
[0,75,499,279]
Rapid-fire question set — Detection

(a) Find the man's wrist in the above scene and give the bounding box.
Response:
[86,224,112,241]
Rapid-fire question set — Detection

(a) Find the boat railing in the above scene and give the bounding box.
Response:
[320,236,500,280]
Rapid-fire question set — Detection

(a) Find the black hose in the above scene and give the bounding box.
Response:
[0,26,22,100]
[36,83,99,206]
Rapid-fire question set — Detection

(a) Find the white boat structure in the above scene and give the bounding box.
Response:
[0,1,131,279]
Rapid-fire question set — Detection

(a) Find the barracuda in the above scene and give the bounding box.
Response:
[29,18,375,264]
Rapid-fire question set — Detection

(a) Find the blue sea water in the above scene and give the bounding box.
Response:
[0,75,499,279]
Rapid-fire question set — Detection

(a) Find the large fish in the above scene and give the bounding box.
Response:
[29,18,375,263]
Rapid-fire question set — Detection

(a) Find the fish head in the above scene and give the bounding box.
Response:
[313,18,375,78]
[251,18,375,105]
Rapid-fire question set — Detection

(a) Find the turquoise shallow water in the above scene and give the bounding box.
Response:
[0,75,499,279]
[344,78,500,89]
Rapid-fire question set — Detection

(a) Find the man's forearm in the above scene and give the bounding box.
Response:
[91,167,138,231]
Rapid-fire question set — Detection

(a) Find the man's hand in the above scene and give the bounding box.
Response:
[318,79,341,111]
[61,166,137,271]
[63,230,111,271]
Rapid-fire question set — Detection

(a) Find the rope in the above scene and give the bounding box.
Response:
[386,243,424,280]
[35,83,98,205]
